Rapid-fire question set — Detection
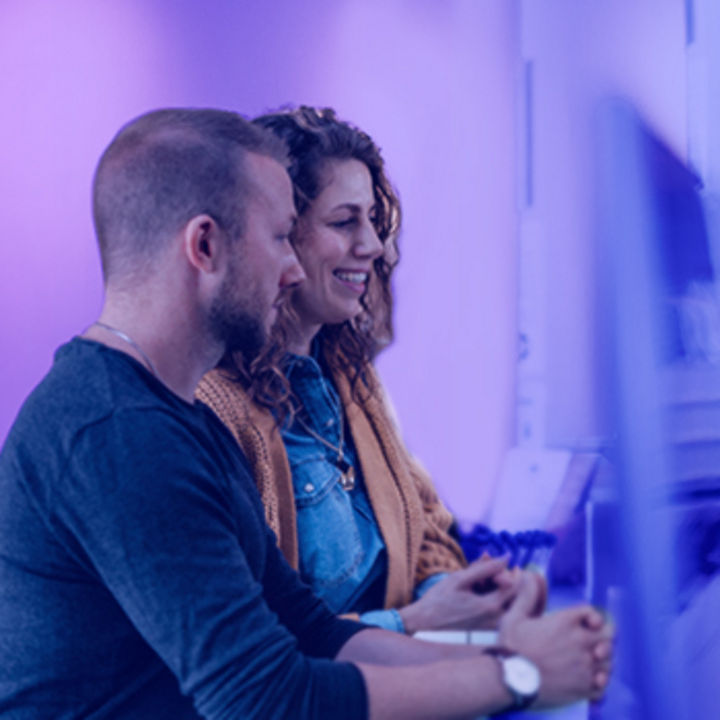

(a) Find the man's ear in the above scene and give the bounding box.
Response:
[181,214,226,274]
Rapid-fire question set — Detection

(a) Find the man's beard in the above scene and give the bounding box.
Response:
[208,277,268,361]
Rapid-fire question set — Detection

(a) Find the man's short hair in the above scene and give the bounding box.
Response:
[92,108,287,284]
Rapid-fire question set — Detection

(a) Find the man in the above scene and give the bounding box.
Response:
[0,108,611,719]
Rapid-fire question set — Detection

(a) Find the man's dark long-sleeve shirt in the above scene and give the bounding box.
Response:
[0,339,367,719]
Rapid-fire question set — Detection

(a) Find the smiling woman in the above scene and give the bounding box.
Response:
[288,158,384,339]
[196,107,520,635]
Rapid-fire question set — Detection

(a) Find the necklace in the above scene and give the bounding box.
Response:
[92,322,159,377]
[295,413,356,491]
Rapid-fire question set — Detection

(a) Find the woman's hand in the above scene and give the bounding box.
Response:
[498,574,614,707]
[398,556,537,635]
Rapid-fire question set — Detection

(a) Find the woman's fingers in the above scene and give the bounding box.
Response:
[458,556,509,586]
[500,573,543,623]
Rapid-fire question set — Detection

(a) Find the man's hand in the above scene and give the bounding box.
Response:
[498,574,614,708]
[399,556,536,635]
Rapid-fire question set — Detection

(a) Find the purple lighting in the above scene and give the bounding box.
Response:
[0,1,520,524]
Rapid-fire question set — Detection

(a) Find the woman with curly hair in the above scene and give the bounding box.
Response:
[196,106,522,633]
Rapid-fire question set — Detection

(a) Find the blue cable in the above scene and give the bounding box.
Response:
[459,524,556,568]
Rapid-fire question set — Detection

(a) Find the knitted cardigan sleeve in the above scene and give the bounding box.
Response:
[360,366,467,586]
[195,369,299,568]
[406,454,467,584]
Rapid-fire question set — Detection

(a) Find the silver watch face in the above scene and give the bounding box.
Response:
[504,655,541,696]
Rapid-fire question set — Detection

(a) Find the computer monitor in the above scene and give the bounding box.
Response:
[593,98,720,719]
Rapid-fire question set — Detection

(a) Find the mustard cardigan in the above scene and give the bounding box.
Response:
[196,363,466,610]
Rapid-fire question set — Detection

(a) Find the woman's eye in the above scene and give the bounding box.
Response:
[331,218,355,229]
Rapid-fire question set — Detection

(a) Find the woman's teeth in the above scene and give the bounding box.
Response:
[334,271,367,284]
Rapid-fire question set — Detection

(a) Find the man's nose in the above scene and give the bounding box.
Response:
[280,248,306,289]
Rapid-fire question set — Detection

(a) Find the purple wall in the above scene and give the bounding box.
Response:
[521,0,687,447]
[0,0,520,523]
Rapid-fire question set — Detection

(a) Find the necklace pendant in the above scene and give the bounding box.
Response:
[340,465,356,491]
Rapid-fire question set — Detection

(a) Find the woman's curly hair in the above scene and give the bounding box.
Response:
[222,106,401,423]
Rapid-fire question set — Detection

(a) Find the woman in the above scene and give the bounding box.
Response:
[196,107,524,633]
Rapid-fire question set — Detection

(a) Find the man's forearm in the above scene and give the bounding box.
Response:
[337,627,483,666]
[354,655,510,720]
[336,628,511,719]
[337,602,612,718]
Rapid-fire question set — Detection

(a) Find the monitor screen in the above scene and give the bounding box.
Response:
[593,98,720,719]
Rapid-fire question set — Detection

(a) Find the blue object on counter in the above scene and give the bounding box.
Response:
[458,524,557,568]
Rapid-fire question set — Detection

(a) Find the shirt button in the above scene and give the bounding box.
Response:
[304,483,314,493]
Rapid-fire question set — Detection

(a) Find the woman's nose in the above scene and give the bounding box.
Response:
[354,222,383,259]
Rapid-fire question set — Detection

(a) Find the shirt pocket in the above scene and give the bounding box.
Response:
[290,453,364,599]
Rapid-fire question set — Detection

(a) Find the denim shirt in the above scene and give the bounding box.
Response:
[281,353,405,631]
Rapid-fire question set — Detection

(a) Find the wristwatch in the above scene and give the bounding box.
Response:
[485,646,541,711]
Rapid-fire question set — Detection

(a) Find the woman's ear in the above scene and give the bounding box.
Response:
[182,214,225,274]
